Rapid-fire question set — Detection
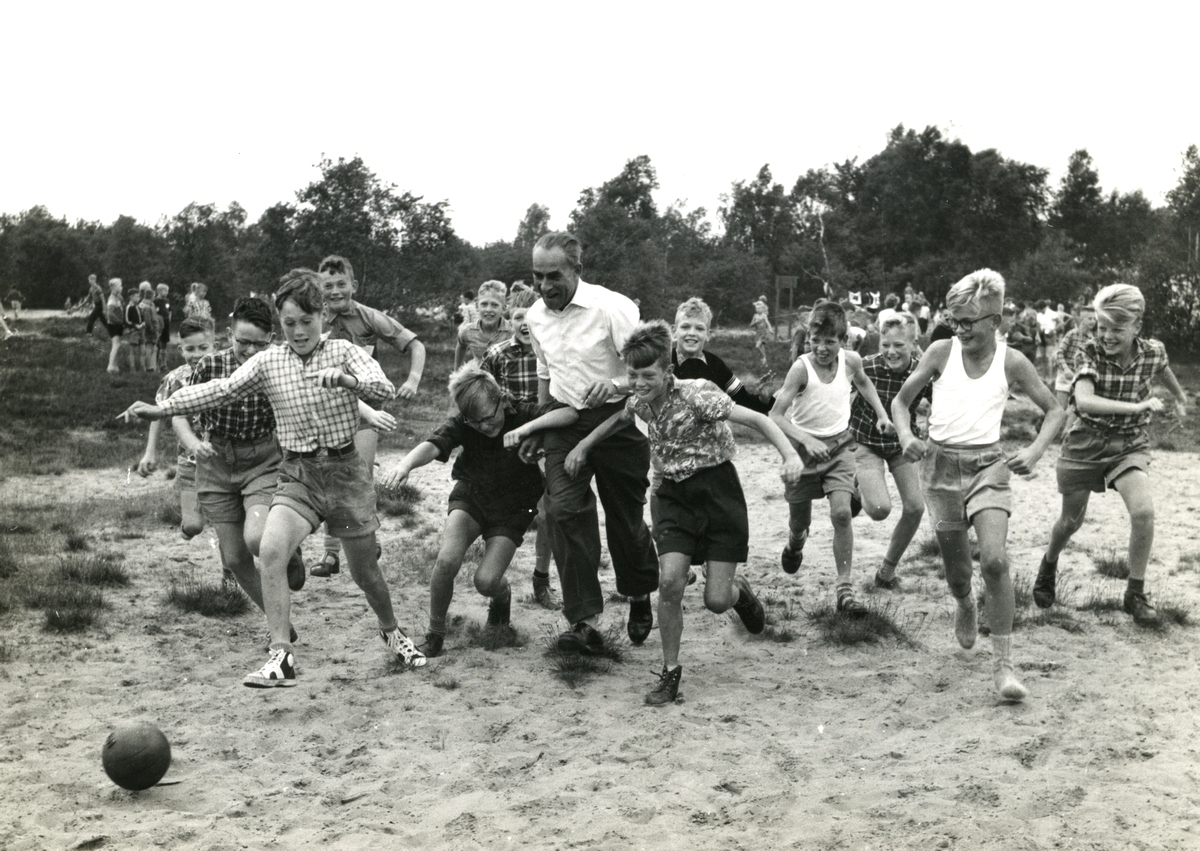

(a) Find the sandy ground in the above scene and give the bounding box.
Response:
[2,437,1200,850]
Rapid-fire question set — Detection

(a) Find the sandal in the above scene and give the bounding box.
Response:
[311,551,340,577]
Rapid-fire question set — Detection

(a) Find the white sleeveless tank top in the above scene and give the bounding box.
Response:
[928,338,1009,444]
[787,350,851,438]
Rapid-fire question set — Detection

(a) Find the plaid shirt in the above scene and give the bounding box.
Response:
[480,337,538,404]
[157,364,199,469]
[627,377,736,483]
[1072,337,1169,435]
[188,348,276,442]
[164,338,392,452]
[850,353,930,455]
[1055,327,1092,377]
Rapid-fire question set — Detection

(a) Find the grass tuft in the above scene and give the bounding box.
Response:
[1075,582,1124,614]
[158,501,182,527]
[1092,548,1130,580]
[542,624,624,688]
[166,573,250,617]
[377,483,421,518]
[806,600,921,648]
[64,533,90,552]
[35,584,104,633]
[59,553,128,586]
[1176,551,1200,573]
[432,676,461,690]
[464,621,527,652]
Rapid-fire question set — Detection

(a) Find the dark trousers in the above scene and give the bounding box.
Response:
[542,401,659,624]
[86,301,105,334]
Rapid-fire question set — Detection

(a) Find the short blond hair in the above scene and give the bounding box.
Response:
[448,364,502,414]
[477,280,507,304]
[879,310,919,338]
[1093,283,1145,326]
[674,297,712,327]
[946,269,1005,314]
[507,282,537,311]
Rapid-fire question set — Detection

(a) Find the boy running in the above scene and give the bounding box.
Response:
[456,280,510,368]
[121,269,425,687]
[380,366,577,657]
[1033,284,1187,625]
[892,269,1064,701]
[770,302,893,614]
[566,320,803,705]
[850,311,930,590]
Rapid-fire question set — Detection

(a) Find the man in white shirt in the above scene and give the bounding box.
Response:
[524,232,659,654]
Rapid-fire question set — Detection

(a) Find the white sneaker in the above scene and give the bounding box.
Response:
[381,628,427,667]
[243,648,297,688]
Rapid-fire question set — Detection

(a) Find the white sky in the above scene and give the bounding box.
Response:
[3,2,1195,246]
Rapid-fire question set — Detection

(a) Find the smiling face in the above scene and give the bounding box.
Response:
[531,246,580,311]
[278,299,322,358]
[178,331,216,368]
[1095,316,1140,360]
[1078,308,1097,334]
[807,332,844,367]
[321,274,356,314]
[476,293,504,328]
[673,315,709,358]
[510,307,531,345]
[230,319,273,365]
[945,301,1001,354]
[879,325,917,372]
[626,360,671,405]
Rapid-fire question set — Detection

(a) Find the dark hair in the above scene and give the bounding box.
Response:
[232,296,274,333]
[178,316,215,339]
[534,231,583,265]
[808,302,848,339]
[318,254,354,281]
[621,319,673,369]
[884,293,900,309]
[275,269,324,314]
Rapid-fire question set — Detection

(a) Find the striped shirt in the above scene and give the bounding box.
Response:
[163,339,393,452]
[481,337,538,404]
[1072,337,1169,435]
[188,348,276,442]
[850,352,929,456]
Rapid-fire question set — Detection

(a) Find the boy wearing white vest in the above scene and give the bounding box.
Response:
[891,269,1064,702]
[770,302,892,615]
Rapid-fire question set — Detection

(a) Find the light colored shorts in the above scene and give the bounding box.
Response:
[1056,423,1150,494]
[785,429,857,504]
[196,435,282,524]
[921,441,1011,532]
[272,448,379,539]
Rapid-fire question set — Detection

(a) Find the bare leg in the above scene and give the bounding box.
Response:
[883,463,925,567]
[212,521,264,610]
[1113,470,1154,581]
[429,511,482,635]
[179,490,204,539]
[657,553,691,669]
[257,505,312,649]
[341,531,398,633]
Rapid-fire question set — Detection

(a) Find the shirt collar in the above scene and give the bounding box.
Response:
[563,279,595,310]
[673,347,707,365]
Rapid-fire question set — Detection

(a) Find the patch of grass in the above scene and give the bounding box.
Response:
[1176,551,1200,573]
[377,483,421,518]
[463,621,527,652]
[64,532,90,552]
[388,538,440,586]
[0,539,22,580]
[914,535,940,559]
[1024,608,1086,633]
[0,641,12,662]
[1092,548,1130,580]
[59,553,129,586]
[1,523,36,535]
[1075,582,1124,614]
[542,624,625,688]
[166,573,250,617]
[158,501,182,527]
[433,676,461,690]
[34,584,105,633]
[1157,598,1193,628]
[806,600,921,649]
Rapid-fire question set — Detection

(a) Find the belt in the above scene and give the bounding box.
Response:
[284,444,355,460]
[211,433,275,447]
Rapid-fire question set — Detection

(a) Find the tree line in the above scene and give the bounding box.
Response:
[3,126,1199,353]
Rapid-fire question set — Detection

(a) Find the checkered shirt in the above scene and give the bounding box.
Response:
[1072,337,1169,435]
[1055,327,1092,377]
[188,348,276,442]
[163,338,393,452]
[850,353,930,455]
[626,377,736,483]
[480,337,538,404]
[156,364,199,469]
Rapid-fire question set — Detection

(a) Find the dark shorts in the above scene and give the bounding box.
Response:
[196,435,282,524]
[655,461,749,565]
[854,441,912,474]
[448,479,539,545]
[921,441,1011,532]
[158,325,170,347]
[272,449,379,539]
[785,429,857,503]
[105,322,124,338]
[1056,423,1151,494]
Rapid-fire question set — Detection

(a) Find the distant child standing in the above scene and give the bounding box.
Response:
[137,283,160,372]
[310,254,426,578]
[85,274,106,335]
[455,280,510,368]
[121,269,426,687]
[480,283,559,607]
[566,320,803,706]
[105,278,125,373]
[850,311,930,590]
[154,284,172,371]
[6,287,24,319]
[184,282,212,322]
[380,366,577,657]
[892,269,1064,701]
[770,302,892,614]
[749,297,773,368]
[137,316,217,539]
[1033,284,1187,626]
[124,286,145,371]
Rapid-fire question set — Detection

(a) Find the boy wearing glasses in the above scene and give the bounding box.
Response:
[891,270,1064,701]
[380,365,577,657]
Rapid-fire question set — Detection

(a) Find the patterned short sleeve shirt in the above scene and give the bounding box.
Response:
[850,353,930,455]
[1072,337,1169,435]
[157,364,199,469]
[626,377,736,482]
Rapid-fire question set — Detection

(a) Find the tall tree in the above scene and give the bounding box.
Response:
[1166,144,1200,266]
[514,203,551,249]
[1050,149,1104,257]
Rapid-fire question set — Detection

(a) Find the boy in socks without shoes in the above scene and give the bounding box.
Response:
[480,283,559,608]
[769,302,892,615]
[849,311,930,590]
[1033,284,1187,626]
[892,269,1064,701]
[120,269,426,688]
[565,320,803,706]
[380,366,577,657]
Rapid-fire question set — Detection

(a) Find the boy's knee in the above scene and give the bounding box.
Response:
[866,503,891,522]
[1128,503,1155,528]
[830,505,853,527]
[979,554,1008,583]
[244,531,263,557]
[659,573,688,604]
[473,572,504,597]
[181,518,204,539]
[704,587,735,614]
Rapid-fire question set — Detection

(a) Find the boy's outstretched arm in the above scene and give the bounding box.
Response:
[1005,350,1066,475]
[357,400,397,433]
[768,359,830,460]
[892,342,947,461]
[846,350,893,433]
[503,406,580,449]
[728,406,804,482]
[564,409,629,478]
[379,442,440,490]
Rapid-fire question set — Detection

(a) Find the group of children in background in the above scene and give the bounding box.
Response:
[95,279,210,373]
[122,256,1186,707]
